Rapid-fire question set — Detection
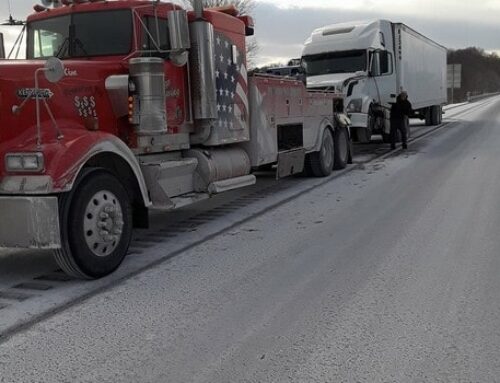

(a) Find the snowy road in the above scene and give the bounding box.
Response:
[1,97,500,381]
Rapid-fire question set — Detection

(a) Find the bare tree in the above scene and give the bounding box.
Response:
[185,0,254,15]
[184,0,259,66]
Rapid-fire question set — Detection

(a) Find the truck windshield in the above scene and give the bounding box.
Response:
[302,50,367,76]
[27,10,132,59]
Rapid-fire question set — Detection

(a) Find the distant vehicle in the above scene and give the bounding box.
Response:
[302,20,447,142]
[265,65,302,78]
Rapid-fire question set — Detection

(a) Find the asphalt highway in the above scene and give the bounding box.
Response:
[1,98,500,382]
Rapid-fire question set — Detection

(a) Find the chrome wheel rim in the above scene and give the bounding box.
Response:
[321,130,334,170]
[83,190,124,257]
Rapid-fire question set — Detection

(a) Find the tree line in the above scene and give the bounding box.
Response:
[448,47,500,102]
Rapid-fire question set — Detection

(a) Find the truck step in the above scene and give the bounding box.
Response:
[208,175,256,194]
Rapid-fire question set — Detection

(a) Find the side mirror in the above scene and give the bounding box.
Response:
[44,57,65,83]
[0,33,5,59]
[169,10,190,51]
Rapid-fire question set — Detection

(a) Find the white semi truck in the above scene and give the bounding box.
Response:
[302,20,447,143]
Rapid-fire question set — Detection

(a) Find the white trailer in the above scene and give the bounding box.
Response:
[302,20,447,143]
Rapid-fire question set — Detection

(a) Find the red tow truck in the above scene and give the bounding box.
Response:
[0,0,351,279]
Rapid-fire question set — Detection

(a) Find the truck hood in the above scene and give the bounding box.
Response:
[0,59,126,148]
[306,72,362,90]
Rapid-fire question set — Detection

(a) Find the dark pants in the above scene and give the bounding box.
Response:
[390,118,408,148]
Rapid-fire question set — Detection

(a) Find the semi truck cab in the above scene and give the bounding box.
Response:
[302,19,447,143]
[0,0,351,279]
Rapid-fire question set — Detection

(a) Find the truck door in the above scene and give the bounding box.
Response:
[370,49,397,109]
[376,50,397,108]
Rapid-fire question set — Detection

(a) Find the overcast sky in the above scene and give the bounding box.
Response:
[1,0,499,65]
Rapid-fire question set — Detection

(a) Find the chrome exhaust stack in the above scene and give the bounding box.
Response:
[189,0,218,144]
[193,0,204,19]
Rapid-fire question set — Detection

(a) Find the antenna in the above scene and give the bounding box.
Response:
[2,0,25,25]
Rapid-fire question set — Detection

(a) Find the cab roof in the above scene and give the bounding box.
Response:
[28,1,181,22]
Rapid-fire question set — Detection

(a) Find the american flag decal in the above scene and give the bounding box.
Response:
[214,33,248,131]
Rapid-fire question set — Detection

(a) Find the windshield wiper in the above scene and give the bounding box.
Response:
[54,24,87,59]
[55,37,69,59]
[74,38,88,57]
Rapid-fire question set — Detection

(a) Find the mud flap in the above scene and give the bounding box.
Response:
[277,149,306,179]
[0,196,61,249]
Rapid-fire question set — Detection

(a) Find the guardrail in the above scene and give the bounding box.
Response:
[467,92,500,103]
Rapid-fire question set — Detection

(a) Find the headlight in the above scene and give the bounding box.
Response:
[5,153,45,172]
[346,99,363,113]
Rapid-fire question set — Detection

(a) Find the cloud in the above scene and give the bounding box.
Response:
[2,1,500,66]
[253,2,500,66]
[256,0,500,25]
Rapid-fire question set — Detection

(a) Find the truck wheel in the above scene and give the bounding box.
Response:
[426,105,441,125]
[309,128,334,177]
[350,127,359,142]
[433,105,442,125]
[425,107,433,126]
[54,169,133,279]
[356,127,372,143]
[333,126,350,170]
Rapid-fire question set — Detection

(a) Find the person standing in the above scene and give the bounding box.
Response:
[390,91,412,150]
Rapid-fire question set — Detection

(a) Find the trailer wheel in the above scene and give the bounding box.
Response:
[433,105,443,125]
[425,107,433,126]
[333,126,350,170]
[54,169,133,279]
[308,128,334,177]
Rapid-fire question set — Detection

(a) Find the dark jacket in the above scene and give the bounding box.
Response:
[390,96,412,120]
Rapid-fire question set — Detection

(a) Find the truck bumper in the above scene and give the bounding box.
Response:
[0,196,61,249]
[348,113,368,128]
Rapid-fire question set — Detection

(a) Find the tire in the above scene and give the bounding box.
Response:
[308,128,334,177]
[425,107,435,126]
[434,105,443,125]
[333,126,350,170]
[382,132,392,144]
[54,169,133,279]
[356,126,372,143]
[350,127,359,142]
[426,105,441,125]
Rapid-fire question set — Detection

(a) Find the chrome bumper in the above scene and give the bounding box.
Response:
[0,196,61,249]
